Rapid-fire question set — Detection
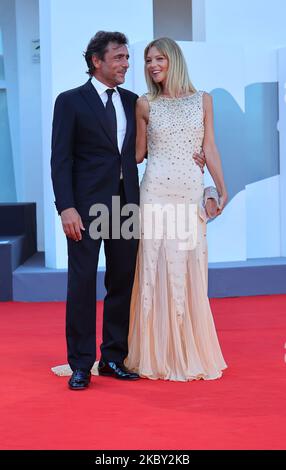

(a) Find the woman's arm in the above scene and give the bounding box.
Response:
[135,96,149,163]
[202,93,228,211]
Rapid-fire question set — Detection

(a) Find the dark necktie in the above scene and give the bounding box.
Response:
[105,88,117,147]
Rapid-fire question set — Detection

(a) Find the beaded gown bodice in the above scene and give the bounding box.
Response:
[141,91,205,203]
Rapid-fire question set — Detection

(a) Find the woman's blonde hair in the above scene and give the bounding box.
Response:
[144,37,196,100]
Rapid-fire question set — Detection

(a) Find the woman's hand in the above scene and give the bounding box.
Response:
[205,198,220,219]
[205,191,228,219]
[217,192,228,215]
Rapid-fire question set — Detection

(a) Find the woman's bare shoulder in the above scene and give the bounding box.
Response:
[137,94,150,104]
[202,91,213,103]
[202,92,213,113]
[136,94,150,114]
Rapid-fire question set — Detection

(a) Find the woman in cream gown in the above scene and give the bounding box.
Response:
[124,38,228,381]
[52,38,227,382]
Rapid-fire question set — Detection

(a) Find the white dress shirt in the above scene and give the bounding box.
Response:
[91,76,127,155]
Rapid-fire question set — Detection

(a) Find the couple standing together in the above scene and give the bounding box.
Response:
[51,31,227,390]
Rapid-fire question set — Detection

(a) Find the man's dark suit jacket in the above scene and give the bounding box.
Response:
[51,79,139,219]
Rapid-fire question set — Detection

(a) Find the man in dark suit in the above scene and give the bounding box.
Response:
[51,31,140,389]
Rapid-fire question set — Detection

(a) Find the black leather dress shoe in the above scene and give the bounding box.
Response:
[98,361,140,380]
[68,369,91,390]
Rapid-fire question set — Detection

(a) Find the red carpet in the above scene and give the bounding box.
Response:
[0,295,286,450]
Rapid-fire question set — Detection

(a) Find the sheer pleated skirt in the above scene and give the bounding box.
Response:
[125,213,227,382]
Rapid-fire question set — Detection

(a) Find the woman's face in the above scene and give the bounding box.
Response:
[145,46,169,86]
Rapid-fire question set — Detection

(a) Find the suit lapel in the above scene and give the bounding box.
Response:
[80,80,118,151]
[118,87,133,154]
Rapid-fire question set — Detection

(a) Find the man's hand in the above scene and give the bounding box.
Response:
[193,149,206,173]
[60,208,85,241]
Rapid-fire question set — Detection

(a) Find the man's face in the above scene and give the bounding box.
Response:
[92,42,129,87]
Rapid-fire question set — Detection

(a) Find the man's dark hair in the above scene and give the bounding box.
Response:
[84,31,128,77]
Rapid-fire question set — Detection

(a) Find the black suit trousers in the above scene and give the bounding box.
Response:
[66,182,138,371]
